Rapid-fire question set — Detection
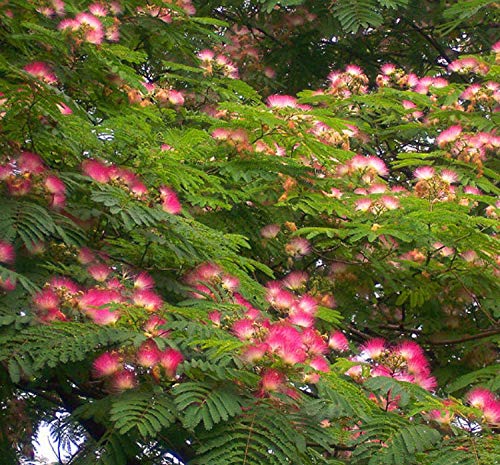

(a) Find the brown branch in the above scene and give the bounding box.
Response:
[428,328,500,345]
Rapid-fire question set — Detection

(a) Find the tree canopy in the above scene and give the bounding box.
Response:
[0,1,499,464]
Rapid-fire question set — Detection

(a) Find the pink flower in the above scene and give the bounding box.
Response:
[395,341,424,361]
[143,315,169,337]
[89,3,108,16]
[241,343,268,363]
[136,340,161,367]
[56,102,72,115]
[18,152,45,174]
[110,369,136,391]
[197,49,215,61]
[288,310,315,328]
[82,159,110,183]
[285,237,311,257]
[381,196,399,210]
[33,288,60,310]
[310,355,330,372]
[77,247,96,264]
[0,276,16,291]
[134,272,155,290]
[467,388,496,409]
[232,319,255,340]
[297,295,317,314]
[302,328,328,355]
[24,62,57,84]
[440,169,458,184]
[381,63,396,75]
[159,186,182,214]
[87,263,111,282]
[44,175,66,194]
[261,369,285,391]
[482,398,500,423]
[266,94,298,109]
[132,289,163,311]
[167,90,184,106]
[50,276,79,294]
[437,125,462,147]
[355,198,372,212]
[79,288,122,312]
[159,348,184,377]
[75,12,104,45]
[282,271,308,290]
[93,352,121,377]
[414,166,435,180]
[0,241,15,264]
[345,64,363,76]
[360,338,386,359]
[329,331,349,351]
[260,223,280,239]
[367,156,389,176]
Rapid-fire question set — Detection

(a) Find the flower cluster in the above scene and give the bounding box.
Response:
[348,338,437,392]
[197,49,239,79]
[92,340,184,392]
[0,151,66,208]
[81,159,181,214]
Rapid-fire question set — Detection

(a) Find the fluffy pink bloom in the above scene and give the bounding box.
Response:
[266,287,295,310]
[33,288,60,310]
[381,196,399,210]
[87,263,111,282]
[159,348,184,377]
[380,63,396,75]
[345,64,363,76]
[355,198,372,212]
[396,341,424,361]
[93,352,121,377]
[285,237,311,257]
[282,271,308,290]
[482,398,500,423]
[132,289,163,311]
[110,369,136,390]
[302,328,328,355]
[75,12,104,44]
[297,295,317,314]
[360,338,386,359]
[89,3,108,16]
[23,62,57,84]
[440,169,458,184]
[50,276,79,294]
[241,343,268,363]
[367,156,389,176]
[221,274,239,292]
[18,152,45,174]
[428,400,454,424]
[310,355,330,372]
[260,223,280,239]
[266,94,298,109]
[467,388,496,409]
[265,324,301,353]
[44,175,66,195]
[414,166,435,180]
[56,102,72,115]
[89,307,120,325]
[166,90,184,106]
[79,288,122,311]
[437,125,462,147]
[0,276,17,291]
[77,247,96,264]
[0,241,15,264]
[232,319,256,340]
[136,340,161,367]
[159,186,182,214]
[261,368,285,391]
[143,315,169,337]
[134,271,155,290]
[463,185,482,195]
[289,310,315,328]
[329,331,349,351]
[197,49,215,61]
[82,159,110,183]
